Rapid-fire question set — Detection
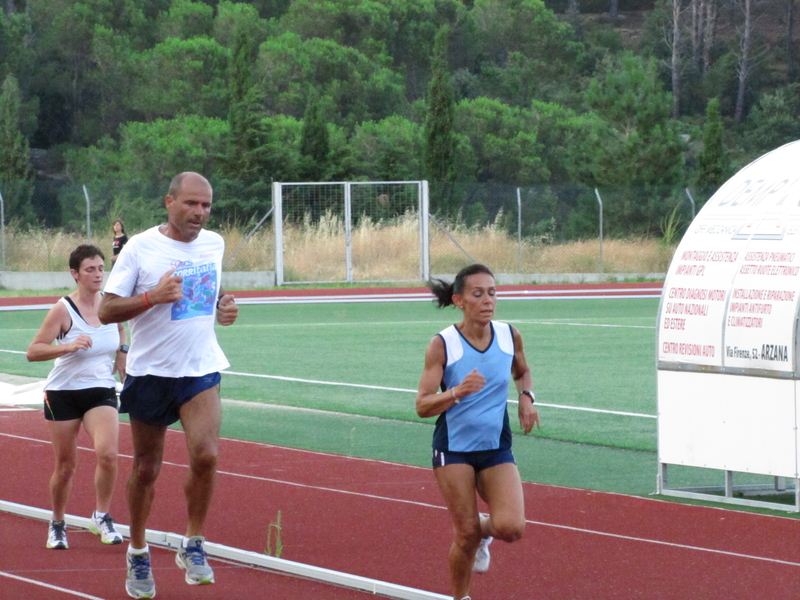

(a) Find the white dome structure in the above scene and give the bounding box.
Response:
[657,140,800,510]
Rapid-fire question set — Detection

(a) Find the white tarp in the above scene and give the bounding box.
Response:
[0,380,45,406]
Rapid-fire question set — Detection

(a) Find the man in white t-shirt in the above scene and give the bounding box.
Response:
[99,172,239,600]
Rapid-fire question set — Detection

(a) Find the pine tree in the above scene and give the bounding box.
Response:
[299,91,330,182]
[696,97,730,191]
[423,24,456,213]
[298,91,331,220]
[226,24,261,182]
[0,74,28,182]
[0,73,32,224]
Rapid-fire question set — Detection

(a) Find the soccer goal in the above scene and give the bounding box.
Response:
[272,181,430,286]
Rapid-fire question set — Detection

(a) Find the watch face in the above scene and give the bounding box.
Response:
[119,345,129,353]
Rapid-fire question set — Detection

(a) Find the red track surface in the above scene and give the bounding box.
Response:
[0,281,664,310]
[2,409,800,599]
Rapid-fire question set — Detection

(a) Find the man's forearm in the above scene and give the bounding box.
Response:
[99,293,152,324]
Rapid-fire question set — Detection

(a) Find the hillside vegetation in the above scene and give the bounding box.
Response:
[0,0,795,243]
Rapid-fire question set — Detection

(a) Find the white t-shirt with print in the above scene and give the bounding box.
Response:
[104,225,230,378]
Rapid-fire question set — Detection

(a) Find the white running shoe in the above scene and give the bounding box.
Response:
[473,536,493,573]
[90,511,123,545]
[46,520,68,549]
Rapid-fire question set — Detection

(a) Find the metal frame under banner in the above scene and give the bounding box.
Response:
[657,463,800,512]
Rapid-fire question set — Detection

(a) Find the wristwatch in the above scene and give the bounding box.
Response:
[519,390,535,403]
[118,345,129,353]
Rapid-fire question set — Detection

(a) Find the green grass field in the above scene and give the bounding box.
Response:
[0,297,663,497]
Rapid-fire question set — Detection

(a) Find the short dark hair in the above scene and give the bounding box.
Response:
[69,244,105,272]
[428,264,495,308]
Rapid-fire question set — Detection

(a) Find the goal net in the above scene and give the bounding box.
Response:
[272,181,430,285]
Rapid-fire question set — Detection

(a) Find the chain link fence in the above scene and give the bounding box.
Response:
[0,178,706,280]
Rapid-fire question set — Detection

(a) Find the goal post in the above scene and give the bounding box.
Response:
[272,181,429,286]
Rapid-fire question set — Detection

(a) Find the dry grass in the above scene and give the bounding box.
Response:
[1,219,675,281]
[429,217,674,275]
[2,229,90,271]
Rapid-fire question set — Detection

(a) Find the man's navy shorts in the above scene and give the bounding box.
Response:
[431,447,516,472]
[44,387,118,421]
[120,372,221,427]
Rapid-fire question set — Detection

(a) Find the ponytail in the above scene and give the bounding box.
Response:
[427,264,494,309]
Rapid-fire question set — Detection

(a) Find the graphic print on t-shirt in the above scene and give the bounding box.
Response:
[172,261,217,320]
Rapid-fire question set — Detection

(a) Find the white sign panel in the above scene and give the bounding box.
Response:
[659,141,800,375]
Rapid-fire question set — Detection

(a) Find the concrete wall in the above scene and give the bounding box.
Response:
[0,271,276,291]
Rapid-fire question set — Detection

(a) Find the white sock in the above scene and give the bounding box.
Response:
[128,544,149,555]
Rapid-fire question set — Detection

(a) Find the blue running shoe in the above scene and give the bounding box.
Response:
[126,551,155,599]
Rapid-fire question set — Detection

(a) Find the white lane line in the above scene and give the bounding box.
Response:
[517,320,656,329]
[530,520,800,567]
[226,370,414,393]
[0,290,661,311]
[223,371,656,419]
[0,571,107,599]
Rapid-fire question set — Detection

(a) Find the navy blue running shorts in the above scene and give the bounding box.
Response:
[120,372,221,427]
[44,387,118,421]
[432,447,516,472]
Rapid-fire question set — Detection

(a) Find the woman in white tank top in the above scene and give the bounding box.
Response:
[27,245,127,550]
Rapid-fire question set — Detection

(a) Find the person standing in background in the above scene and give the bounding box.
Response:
[111,219,128,264]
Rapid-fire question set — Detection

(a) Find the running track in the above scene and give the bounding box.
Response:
[0,281,664,311]
[2,410,800,599]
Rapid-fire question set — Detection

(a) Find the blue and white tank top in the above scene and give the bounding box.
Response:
[432,321,515,452]
[44,297,119,391]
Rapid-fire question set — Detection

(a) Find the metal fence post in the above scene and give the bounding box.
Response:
[272,182,284,286]
[594,188,604,273]
[684,188,696,220]
[516,187,522,274]
[344,182,353,283]
[0,189,5,271]
[420,180,430,282]
[82,184,92,243]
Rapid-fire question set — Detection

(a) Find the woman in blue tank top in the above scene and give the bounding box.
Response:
[416,264,540,600]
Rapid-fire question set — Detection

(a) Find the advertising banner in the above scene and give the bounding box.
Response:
[658,142,800,376]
